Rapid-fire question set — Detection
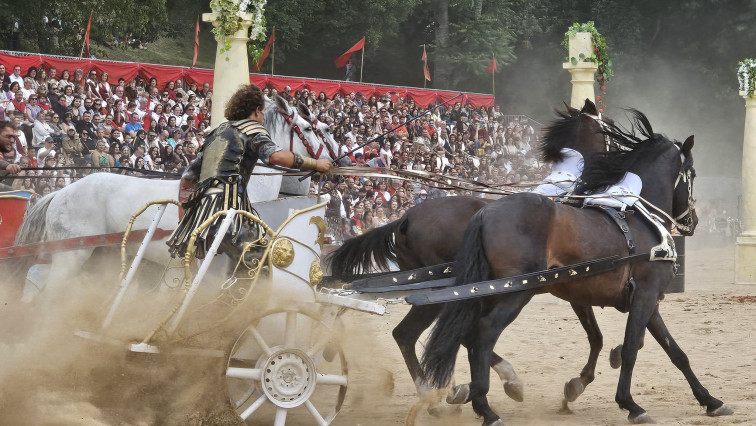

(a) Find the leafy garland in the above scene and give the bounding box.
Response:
[563,21,612,111]
[210,0,267,55]
[738,59,756,98]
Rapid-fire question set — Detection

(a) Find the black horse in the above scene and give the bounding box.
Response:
[420,111,733,425]
[329,100,628,408]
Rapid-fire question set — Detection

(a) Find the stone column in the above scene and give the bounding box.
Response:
[202,12,255,129]
[562,32,598,109]
[736,91,756,284]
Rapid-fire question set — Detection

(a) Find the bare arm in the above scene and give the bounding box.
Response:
[269,151,332,174]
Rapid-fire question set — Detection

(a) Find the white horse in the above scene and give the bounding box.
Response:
[14,95,343,302]
[280,103,347,196]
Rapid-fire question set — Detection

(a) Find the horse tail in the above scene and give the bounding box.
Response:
[7,193,56,281]
[326,218,404,280]
[421,210,489,389]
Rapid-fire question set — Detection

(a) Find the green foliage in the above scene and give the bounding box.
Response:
[738,59,756,98]
[0,0,168,57]
[209,0,266,55]
[563,21,612,85]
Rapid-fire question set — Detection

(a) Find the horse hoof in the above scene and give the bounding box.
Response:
[707,404,734,417]
[558,399,574,415]
[484,420,505,426]
[446,384,470,405]
[322,342,337,362]
[427,401,462,417]
[504,379,524,402]
[610,345,622,369]
[629,412,656,424]
[563,377,584,402]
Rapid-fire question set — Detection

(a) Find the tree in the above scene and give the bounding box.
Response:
[0,0,168,56]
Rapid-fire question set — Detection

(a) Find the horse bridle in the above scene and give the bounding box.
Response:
[672,155,696,235]
[581,112,631,152]
[304,115,339,160]
[279,111,323,159]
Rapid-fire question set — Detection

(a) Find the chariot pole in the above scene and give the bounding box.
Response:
[736,86,756,284]
[202,10,257,129]
[563,31,597,109]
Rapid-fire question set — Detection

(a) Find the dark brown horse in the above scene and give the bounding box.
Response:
[328,100,624,408]
[420,111,732,425]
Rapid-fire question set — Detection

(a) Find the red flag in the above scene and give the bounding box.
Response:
[254,28,275,72]
[486,54,498,73]
[334,37,365,68]
[192,17,200,67]
[422,46,431,81]
[83,13,92,58]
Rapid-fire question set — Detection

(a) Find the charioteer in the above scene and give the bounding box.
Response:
[167,84,333,259]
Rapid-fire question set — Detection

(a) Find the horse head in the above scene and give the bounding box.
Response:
[264,95,335,164]
[539,99,617,163]
[672,136,698,236]
[296,102,352,167]
[582,110,699,236]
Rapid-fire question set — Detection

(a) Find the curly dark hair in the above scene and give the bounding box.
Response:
[225,84,265,121]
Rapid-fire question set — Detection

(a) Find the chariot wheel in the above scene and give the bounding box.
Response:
[223,305,348,425]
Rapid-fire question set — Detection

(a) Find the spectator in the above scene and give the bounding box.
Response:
[62,128,86,166]
[344,58,358,82]
[37,137,56,163]
[32,111,55,148]
[9,65,23,88]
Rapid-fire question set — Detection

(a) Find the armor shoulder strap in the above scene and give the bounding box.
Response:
[233,119,270,138]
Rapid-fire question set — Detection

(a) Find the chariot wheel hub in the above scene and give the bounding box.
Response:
[260,348,316,408]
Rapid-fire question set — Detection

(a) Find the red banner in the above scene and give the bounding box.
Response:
[192,17,200,67]
[254,27,275,72]
[84,13,92,58]
[0,51,494,107]
[334,37,365,68]
[422,46,431,81]
[486,54,498,73]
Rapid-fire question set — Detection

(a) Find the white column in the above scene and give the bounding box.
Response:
[736,91,756,284]
[203,12,255,129]
[562,32,598,109]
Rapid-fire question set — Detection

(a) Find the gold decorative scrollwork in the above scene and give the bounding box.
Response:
[271,239,295,268]
[310,216,327,250]
[309,259,323,286]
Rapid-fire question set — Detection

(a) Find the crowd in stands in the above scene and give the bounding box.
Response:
[267,86,552,241]
[0,63,212,196]
[0,63,551,238]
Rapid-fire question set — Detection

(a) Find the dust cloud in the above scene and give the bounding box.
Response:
[0,267,243,426]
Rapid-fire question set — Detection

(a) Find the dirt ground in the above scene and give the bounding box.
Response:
[331,241,756,426]
[0,240,753,425]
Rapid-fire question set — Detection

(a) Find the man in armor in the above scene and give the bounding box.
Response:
[167,84,332,259]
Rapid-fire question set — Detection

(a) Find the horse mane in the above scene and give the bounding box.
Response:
[580,109,668,192]
[538,107,582,163]
[263,97,288,131]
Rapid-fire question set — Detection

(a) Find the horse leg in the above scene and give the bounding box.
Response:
[490,352,524,402]
[462,292,533,426]
[22,249,94,303]
[561,304,602,412]
[394,305,442,387]
[610,332,645,369]
[646,306,733,417]
[615,290,660,424]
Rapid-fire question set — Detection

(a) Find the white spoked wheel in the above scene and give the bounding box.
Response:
[225,306,347,425]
